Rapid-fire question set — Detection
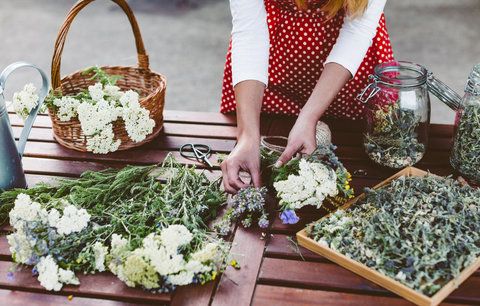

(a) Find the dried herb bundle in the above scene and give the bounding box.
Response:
[364,103,425,168]
[451,103,480,184]
[308,175,480,296]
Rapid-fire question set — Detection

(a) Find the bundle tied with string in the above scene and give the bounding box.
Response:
[48,0,166,152]
[260,121,353,216]
[260,121,332,154]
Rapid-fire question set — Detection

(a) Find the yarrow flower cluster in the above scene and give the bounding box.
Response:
[6,193,227,292]
[262,145,354,225]
[7,194,88,291]
[8,83,39,119]
[47,67,155,154]
[108,225,224,291]
[274,160,338,211]
[215,187,269,235]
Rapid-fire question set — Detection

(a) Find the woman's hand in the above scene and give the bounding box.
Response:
[276,63,351,166]
[221,136,261,194]
[276,113,317,167]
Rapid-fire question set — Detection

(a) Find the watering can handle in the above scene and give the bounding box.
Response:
[0,62,49,157]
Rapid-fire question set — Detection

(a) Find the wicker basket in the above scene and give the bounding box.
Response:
[49,0,166,152]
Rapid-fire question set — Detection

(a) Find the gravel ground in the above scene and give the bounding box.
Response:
[0,0,478,123]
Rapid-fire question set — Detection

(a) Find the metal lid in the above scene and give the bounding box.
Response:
[427,72,462,111]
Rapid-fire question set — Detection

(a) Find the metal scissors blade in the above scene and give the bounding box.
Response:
[180,143,213,168]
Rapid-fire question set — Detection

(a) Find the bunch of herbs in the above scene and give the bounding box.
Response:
[0,155,228,274]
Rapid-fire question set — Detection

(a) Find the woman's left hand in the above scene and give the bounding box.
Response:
[275,113,317,167]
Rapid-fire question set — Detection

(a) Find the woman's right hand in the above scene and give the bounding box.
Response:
[221,137,261,194]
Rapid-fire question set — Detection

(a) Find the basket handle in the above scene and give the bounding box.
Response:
[51,0,150,89]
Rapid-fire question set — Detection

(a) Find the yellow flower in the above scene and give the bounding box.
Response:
[212,271,217,280]
[230,259,240,269]
[67,295,73,301]
[345,185,350,191]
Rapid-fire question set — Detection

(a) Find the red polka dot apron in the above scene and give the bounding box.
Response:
[221,0,394,120]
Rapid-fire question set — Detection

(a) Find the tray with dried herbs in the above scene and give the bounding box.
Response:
[298,168,480,306]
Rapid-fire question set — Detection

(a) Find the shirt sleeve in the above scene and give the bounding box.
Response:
[230,0,270,87]
[325,0,387,77]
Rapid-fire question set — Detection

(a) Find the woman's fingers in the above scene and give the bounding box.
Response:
[221,160,249,194]
[275,142,301,167]
[300,141,316,155]
[220,161,236,194]
[249,163,262,187]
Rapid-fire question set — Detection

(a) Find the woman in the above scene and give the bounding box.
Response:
[220,0,393,193]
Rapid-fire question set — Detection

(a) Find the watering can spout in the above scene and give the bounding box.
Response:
[0,62,49,191]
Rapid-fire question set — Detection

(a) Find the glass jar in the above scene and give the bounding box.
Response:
[450,64,480,184]
[358,61,461,169]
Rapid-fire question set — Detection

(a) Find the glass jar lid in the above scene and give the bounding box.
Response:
[465,63,480,95]
[427,73,462,110]
[374,61,428,88]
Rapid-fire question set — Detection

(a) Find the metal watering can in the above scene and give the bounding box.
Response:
[0,62,49,190]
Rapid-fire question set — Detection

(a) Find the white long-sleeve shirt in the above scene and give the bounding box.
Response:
[230,0,387,87]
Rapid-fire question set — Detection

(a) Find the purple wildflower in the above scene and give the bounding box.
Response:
[258,217,269,229]
[280,210,300,224]
[6,272,14,281]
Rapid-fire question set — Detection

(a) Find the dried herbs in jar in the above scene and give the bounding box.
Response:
[364,102,426,168]
[451,63,480,184]
[358,61,430,169]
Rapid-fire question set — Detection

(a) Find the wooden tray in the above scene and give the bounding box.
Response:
[297,167,480,306]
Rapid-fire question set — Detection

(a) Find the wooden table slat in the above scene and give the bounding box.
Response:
[258,258,480,304]
[0,288,146,306]
[211,227,267,306]
[252,285,467,306]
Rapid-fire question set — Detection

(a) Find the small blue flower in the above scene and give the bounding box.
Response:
[280,210,300,224]
[258,218,269,229]
[32,267,38,276]
[6,272,14,281]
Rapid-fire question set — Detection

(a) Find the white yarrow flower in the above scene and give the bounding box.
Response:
[93,242,108,272]
[9,83,39,119]
[274,160,338,211]
[50,204,90,235]
[37,256,79,291]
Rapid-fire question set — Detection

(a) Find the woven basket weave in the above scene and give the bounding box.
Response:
[49,0,166,152]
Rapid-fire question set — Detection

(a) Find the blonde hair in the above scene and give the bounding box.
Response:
[295,0,369,18]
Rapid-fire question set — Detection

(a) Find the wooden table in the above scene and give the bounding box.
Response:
[2,111,479,306]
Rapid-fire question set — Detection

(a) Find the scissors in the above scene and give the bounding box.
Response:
[180,143,213,168]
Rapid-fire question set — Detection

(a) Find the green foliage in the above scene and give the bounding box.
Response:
[44,66,122,109]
